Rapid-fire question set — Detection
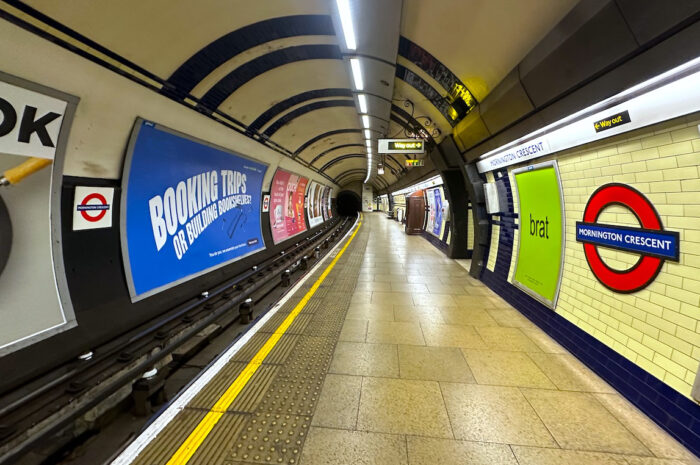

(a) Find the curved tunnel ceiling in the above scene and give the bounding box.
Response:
[16,0,580,188]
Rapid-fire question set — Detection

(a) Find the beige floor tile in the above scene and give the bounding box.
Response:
[485,295,514,308]
[373,274,408,283]
[354,281,393,292]
[522,389,650,455]
[357,273,374,282]
[312,374,361,429]
[393,305,444,324]
[390,282,430,293]
[427,283,469,295]
[476,326,542,352]
[511,445,629,465]
[440,383,556,446]
[421,323,486,349]
[372,292,414,305]
[521,327,568,353]
[487,308,537,328]
[463,287,493,296]
[528,353,615,392]
[398,345,475,383]
[357,377,452,437]
[595,393,699,462]
[300,427,407,465]
[413,293,458,306]
[339,319,368,342]
[329,341,399,377]
[440,308,499,326]
[366,321,425,345]
[463,350,556,388]
[407,274,443,284]
[351,291,372,303]
[407,437,518,465]
[624,457,691,465]
[345,304,395,321]
[452,297,496,310]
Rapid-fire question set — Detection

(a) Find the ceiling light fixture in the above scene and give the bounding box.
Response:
[364,129,371,139]
[362,114,370,128]
[365,139,372,147]
[358,94,368,113]
[350,58,363,90]
[337,0,357,50]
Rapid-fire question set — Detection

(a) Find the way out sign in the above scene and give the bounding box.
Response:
[73,186,115,230]
[0,79,68,160]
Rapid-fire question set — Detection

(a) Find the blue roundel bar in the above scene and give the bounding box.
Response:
[575,222,679,261]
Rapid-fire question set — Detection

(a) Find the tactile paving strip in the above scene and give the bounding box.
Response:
[132,223,369,465]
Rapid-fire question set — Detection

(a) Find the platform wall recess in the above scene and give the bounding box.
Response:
[484,113,700,400]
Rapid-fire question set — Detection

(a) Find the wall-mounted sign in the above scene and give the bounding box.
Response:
[269,169,308,244]
[121,120,267,301]
[576,183,679,293]
[405,159,424,167]
[477,63,700,173]
[379,139,425,154]
[0,79,68,160]
[512,161,565,309]
[73,186,114,230]
[262,194,270,213]
[594,110,631,133]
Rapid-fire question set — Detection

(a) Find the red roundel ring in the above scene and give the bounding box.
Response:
[80,193,108,222]
[582,183,663,293]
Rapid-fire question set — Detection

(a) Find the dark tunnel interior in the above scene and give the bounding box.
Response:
[336,190,362,217]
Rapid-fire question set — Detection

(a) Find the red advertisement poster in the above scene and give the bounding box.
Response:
[269,169,308,244]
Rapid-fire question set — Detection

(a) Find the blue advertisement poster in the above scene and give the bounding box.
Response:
[433,188,443,236]
[121,120,267,301]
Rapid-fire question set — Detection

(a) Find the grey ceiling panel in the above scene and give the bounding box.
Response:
[479,69,535,134]
[518,0,638,107]
[616,0,700,45]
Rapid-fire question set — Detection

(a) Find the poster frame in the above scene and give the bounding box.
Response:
[511,160,566,310]
[120,118,268,302]
[268,167,309,245]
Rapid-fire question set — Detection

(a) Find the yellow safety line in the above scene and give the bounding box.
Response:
[163,217,363,465]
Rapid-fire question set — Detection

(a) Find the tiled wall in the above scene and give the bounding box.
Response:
[479,112,700,452]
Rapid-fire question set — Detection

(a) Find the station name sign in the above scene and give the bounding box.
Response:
[379,139,425,154]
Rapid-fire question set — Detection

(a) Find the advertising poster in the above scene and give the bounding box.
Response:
[425,189,436,232]
[269,168,308,244]
[321,186,330,221]
[121,120,267,301]
[512,161,565,309]
[433,188,443,236]
[327,188,333,219]
[307,181,324,228]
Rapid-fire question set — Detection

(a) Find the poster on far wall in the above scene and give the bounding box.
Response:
[121,120,267,301]
[327,187,333,219]
[433,188,443,236]
[321,186,330,221]
[511,161,565,309]
[269,168,308,244]
[307,181,324,228]
[425,188,436,232]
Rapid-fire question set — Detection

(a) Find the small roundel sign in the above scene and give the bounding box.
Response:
[575,183,679,293]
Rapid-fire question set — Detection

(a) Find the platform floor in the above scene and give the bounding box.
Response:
[119,213,699,465]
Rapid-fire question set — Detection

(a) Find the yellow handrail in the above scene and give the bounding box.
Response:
[0,157,52,186]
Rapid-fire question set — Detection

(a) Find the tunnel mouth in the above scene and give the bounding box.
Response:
[336,190,361,217]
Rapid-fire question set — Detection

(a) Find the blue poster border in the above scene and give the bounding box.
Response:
[120,118,268,302]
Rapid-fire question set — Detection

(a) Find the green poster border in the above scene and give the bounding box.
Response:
[511,160,566,310]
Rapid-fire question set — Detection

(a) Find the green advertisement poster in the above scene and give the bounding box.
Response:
[512,161,565,309]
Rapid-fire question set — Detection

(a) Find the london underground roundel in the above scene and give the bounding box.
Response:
[575,183,679,293]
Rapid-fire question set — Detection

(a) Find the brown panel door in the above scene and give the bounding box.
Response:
[405,196,425,234]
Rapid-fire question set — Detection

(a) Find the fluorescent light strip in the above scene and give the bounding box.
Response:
[362,114,370,128]
[358,94,368,113]
[336,0,357,50]
[350,58,363,90]
[365,139,372,147]
[364,129,371,139]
